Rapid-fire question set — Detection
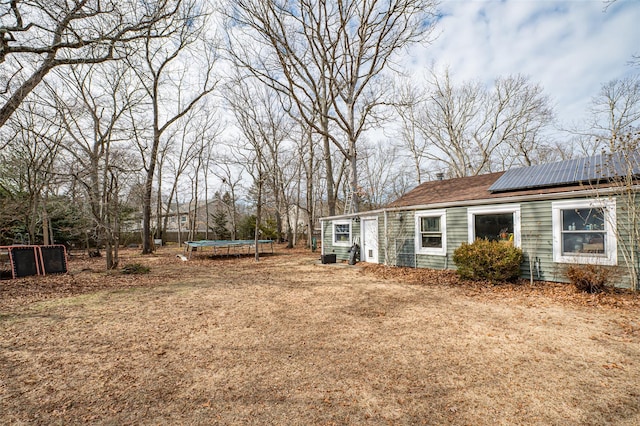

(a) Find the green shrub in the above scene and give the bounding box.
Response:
[453,239,523,282]
[122,263,150,275]
[565,264,611,293]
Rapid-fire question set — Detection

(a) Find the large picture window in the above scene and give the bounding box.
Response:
[415,210,446,255]
[552,199,617,265]
[468,204,521,247]
[474,213,514,242]
[332,220,352,246]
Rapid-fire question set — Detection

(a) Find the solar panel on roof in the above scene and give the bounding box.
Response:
[489,151,640,192]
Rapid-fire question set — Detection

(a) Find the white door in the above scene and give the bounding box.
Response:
[361,218,379,263]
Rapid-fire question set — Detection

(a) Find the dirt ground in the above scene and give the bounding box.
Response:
[1,246,640,425]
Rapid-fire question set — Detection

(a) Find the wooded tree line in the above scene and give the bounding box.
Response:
[1,0,638,268]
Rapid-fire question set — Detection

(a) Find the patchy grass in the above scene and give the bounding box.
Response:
[1,247,640,425]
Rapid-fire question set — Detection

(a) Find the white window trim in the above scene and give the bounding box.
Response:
[332,220,352,247]
[415,209,447,256]
[321,220,325,256]
[467,204,521,247]
[552,199,617,266]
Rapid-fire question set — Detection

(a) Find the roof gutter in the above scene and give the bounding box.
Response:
[319,184,640,222]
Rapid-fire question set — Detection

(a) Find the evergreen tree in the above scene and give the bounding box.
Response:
[210,210,231,240]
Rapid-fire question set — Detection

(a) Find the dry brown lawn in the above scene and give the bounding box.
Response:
[1,246,640,425]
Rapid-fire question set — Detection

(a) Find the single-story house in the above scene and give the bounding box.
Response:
[320,153,640,287]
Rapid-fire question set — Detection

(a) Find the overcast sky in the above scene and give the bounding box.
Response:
[405,0,640,135]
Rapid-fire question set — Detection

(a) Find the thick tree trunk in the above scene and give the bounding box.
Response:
[254,175,263,262]
[323,131,336,216]
[142,95,162,254]
[305,130,315,249]
[155,160,164,241]
[142,181,154,254]
[349,143,359,214]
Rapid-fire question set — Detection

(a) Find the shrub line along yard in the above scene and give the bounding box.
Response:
[1,246,639,425]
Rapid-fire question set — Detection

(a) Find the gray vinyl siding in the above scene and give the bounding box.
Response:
[607,195,639,288]
[528,196,638,287]
[383,210,415,267]
[322,219,360,261]
[379,214,387,263]
[322,192,639,288]
[386,203,563,281]
[415,207,467,270]
[375,214,385,262]
[520,200,555,282]
[415,254,446,269]
[445,207,468,262]
[519,197,639,287]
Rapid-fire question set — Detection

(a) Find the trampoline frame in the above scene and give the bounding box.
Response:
[0,245,68,279]
[184,239,274,259]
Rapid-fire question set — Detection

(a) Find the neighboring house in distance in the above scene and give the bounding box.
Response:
[320,153,640,288]
[126,199,231,235]
[164,199,230,234]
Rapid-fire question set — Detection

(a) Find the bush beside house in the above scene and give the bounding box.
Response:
[453,239,524,283]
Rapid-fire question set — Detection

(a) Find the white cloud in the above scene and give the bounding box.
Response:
[405,0,640,134]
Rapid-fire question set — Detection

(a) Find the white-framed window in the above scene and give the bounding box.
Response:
[415,209,447,256]
[552,199,617,265]
[467,204,521,247]
[332,220,352,246]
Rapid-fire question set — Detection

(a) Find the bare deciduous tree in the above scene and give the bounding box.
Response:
[0,0,181,128]
[130,0,219,254]
[359,140,408,209]
[392,77,430,184]
[48,61,142,268]
[290,121,324,248]
[158,119,201,242]
[194,109,222,240]
[212,160,243,241]
[565,75,640,156]
[224,75,292,260]
[418,70,554,177]
[1,102,61,244]
[587,134,640,290]
[591,75,640,147]
[226,0,438,213]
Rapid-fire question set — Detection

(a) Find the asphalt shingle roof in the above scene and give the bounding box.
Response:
[386,171,598,208]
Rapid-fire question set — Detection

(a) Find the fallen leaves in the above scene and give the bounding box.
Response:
[2,246,640,425]
[0,249,203,311]
[360,263,640,312]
